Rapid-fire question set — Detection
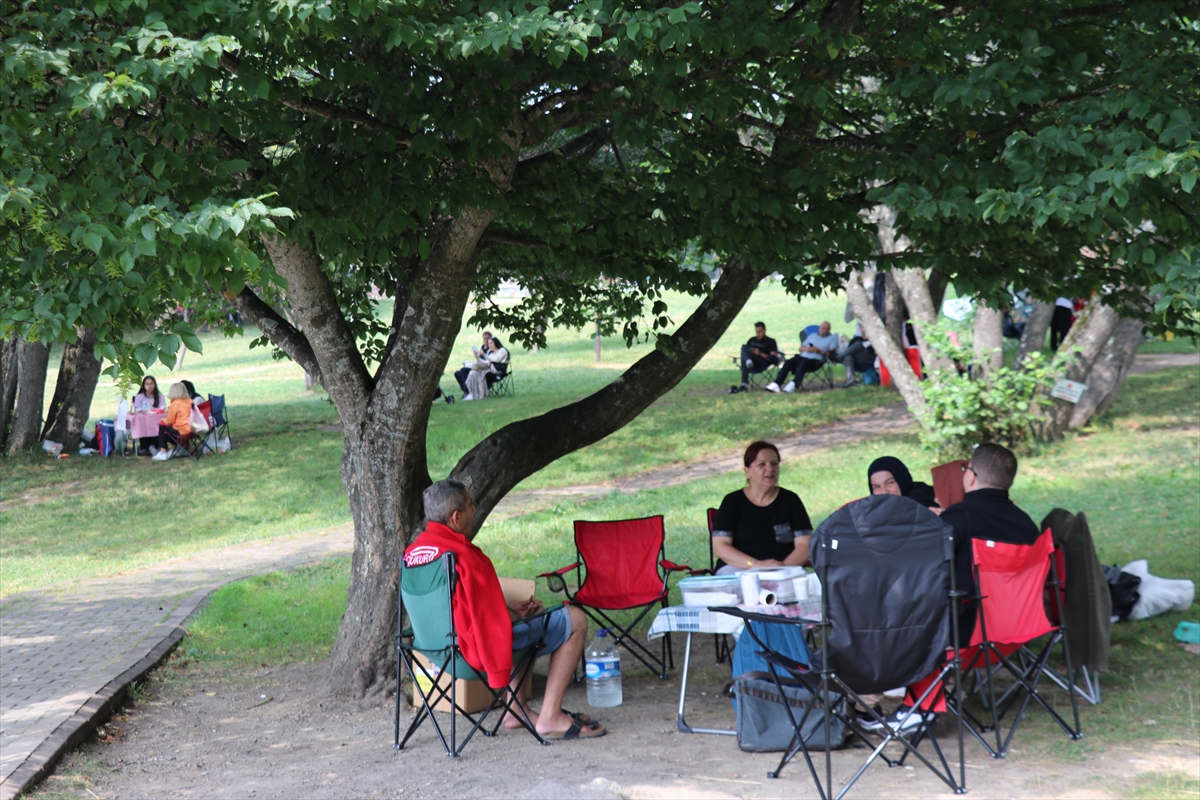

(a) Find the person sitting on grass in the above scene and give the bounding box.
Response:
[151,382,193,461]
[711,441,813,573]
[730,322,783,393]
[766,321,839,393]
[404,480,606,740]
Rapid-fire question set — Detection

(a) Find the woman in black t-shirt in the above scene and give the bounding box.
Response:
[711,440,814,573]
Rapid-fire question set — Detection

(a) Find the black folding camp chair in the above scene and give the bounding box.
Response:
[207,394,230,449]
[795,325,835,392]
[713,494,967,798]
[394,552,550,756]
[489,365,514,397]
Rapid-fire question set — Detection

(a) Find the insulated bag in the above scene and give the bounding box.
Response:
[733,671,846,752]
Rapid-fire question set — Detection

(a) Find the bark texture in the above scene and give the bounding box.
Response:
[1015,300,1053,367]
[844,270,926,418]
[0,337,19,453]
[1039,295,1120,440]
[1068,317,1145,428]
[973,300,1005,377]
[893,268,954,374]
[42,328,103,451]
[8,338,50,454]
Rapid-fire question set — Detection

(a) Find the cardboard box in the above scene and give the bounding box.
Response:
[409,576,535,714]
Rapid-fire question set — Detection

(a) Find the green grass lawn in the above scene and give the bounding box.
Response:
[1,282,890,595]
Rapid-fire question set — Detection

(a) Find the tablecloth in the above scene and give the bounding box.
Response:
[647,596,822,640]
[127,412,165,439]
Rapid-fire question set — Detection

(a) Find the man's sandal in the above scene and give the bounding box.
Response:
[542,720,607,741]
[561,709,599,727]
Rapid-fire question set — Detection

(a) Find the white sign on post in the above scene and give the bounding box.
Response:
[1050,379,1087,403]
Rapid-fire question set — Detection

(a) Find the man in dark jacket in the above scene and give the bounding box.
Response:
[867,443,1041,732]
[731,322,782,392]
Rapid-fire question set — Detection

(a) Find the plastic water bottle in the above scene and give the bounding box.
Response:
[585,629,622,708]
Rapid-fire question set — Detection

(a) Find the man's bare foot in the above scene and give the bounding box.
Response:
[502,706,539,730]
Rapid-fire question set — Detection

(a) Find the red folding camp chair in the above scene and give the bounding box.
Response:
[949,530,1082,758]
[539,515,689,678]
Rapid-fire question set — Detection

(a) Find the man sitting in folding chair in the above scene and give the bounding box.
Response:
[870,442,1040,731]
[766,321,839,393]
[403,480,605,741]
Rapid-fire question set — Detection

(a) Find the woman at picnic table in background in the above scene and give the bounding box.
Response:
[867,455,942,514]
[711,440,814,574]
[131,375,167,455]
[151,382,193,461]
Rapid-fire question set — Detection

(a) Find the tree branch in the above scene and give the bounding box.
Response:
[219,54,410,143]
[228,286,322,380]
[452,256,768,529]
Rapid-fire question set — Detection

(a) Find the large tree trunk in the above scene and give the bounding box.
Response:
[1038,295,1120,441]
[0,337,19,453]
[1068,317,1145,428]
[844,270,927,419]
[1015,300,1054,367]
[8,338,51,454]
[42,328,103,452]
[927,268,951,315]
[973,300,1005,377]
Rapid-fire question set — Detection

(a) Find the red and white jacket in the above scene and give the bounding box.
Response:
[404,521,512,688]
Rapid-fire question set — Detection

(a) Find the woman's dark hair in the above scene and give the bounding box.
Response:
[867,456,914,496]
[139,375,162,405]
[489,336,503,349]
[743,440,780,467]
[181,379,199,399]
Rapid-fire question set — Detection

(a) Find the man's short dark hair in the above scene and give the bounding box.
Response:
[970,443,1018,490]
[754,321,766,330]
[482,331,493,338]
[423,479,470,524]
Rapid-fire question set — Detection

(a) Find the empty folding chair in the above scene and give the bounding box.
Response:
[713,494,966,798]
[949,530,1083,758]
[540,515,689,679]
[207,394,230,449]
[394,552,549,756]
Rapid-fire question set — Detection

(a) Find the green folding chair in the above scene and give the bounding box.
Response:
[394,552,549,756]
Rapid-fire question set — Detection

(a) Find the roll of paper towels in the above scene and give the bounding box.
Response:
[792,576,809,600]
[758,589,777,606]
[739,573,759,605]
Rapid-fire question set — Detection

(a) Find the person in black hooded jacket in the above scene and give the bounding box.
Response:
[867,456,940,513]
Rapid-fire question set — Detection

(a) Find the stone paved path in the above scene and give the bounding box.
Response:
[1,350,1193,798]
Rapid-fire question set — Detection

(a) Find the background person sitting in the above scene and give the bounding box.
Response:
[151,382,193,461]
[730,322,782,393]
[131,374,168,455]
[711,441,813,573]
[464,336,509,401]
[767,321,839,393]
[404,480,604,740]
[836,323,876,387]
[867,455,941,513]
[455,330,494,396]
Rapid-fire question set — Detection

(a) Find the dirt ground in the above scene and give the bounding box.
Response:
[41,638,1199,800]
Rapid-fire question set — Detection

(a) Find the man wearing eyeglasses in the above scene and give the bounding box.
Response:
[943,443,1042,640]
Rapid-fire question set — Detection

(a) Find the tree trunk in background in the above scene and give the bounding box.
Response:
[8,338,51,454]
[1068,317,1145,428]
[0,337,19,453]
[42,328,103,452]
[973,300,1005,377]
[927,268,950,315]
[882,271,907,348]
[1038,295,1120,440]
[844,270,927,419]
[1015,300,1053,367]
[893,268,954,374]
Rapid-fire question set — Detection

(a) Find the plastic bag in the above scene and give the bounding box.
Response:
[216,436,231,453]
[1122,560,1195,621]
[189,405,211,434]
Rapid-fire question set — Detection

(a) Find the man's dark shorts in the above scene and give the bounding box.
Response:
[512,606,571,655]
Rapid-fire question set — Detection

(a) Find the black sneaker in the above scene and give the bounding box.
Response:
[444,394,455,404]
[855,703,884,728]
